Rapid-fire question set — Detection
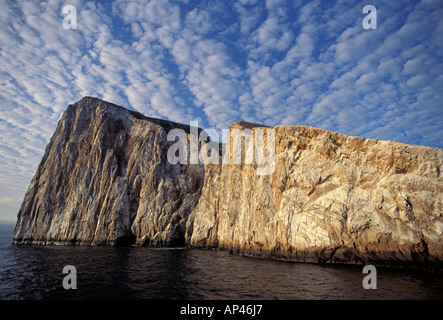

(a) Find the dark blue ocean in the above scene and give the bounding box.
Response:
[1,224,442,300]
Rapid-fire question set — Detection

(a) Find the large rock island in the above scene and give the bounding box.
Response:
[13,97,443,269]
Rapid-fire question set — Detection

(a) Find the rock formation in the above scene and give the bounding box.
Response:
[13,97,205,246]
[13,97,443,268]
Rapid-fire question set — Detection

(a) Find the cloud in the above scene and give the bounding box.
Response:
[254,16,293,52]
[1,0,443,222]
[233,1,264,36]
[186,7,214,35]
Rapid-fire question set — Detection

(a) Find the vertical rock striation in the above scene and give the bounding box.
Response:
[13,97,443,268]
[13,97,205,246]
[188,123,443,267]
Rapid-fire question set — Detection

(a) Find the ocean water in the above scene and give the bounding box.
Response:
[1,224,442,300]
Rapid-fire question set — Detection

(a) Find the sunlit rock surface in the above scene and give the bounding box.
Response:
[13,97,443,268]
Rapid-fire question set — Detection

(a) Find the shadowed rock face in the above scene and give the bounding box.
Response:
[13,97,205,247]
[13,97,443,268]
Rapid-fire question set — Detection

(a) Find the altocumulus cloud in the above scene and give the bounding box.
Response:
[0,0,442,222]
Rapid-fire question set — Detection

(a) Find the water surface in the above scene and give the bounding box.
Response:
[1,224,442,300]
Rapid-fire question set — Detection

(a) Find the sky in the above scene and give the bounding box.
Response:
[0,0,443,223]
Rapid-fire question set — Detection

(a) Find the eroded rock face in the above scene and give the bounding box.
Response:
[13,97,205,246]
[13,97,443,268]
[188,124,443,267]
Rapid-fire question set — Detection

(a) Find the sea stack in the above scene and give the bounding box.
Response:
[13,97,443,269]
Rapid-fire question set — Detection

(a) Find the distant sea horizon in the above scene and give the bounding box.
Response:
[0,223,15,232]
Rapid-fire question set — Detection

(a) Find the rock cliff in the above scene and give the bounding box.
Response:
[13,97,205,246]
[13,97,443,268]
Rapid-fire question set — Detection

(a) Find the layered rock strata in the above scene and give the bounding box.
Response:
[13,97,443,268]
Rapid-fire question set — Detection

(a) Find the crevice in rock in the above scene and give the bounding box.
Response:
[114,233,136,246]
